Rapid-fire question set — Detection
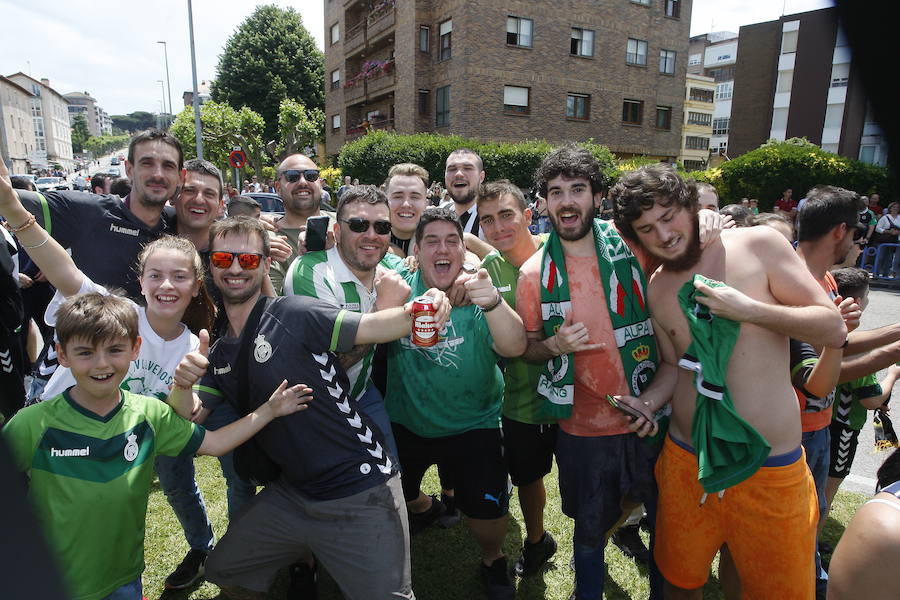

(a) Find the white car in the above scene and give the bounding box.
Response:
[36,177,71,192]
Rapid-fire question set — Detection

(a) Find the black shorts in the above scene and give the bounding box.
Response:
[391,423,509,519]
[502,416,557,487]
[829,421,861,478]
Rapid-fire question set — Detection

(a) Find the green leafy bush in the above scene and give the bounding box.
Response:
[337,131,615,189]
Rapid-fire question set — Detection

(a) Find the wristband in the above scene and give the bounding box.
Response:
[3,213,36,233]
[482,288,503,312]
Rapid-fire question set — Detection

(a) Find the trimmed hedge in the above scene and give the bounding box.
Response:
[337,131,616,190]
[688,138,894,210]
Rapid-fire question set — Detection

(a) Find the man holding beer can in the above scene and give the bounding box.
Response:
[385,207,527,600]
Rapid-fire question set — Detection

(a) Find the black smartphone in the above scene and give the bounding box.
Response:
[305,215,329,252]
[606,394,651,422]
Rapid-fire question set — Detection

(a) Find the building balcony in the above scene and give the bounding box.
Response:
[346,117,395,140]
[342,59,395,103]
[345,20,365,55]
[367,5,395,44]
[366,70,395,96]
[345,81,366,103]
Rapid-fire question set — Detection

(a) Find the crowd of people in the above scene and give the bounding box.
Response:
[2,128,900,600]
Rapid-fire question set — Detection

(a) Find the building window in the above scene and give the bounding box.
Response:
[622,99,643,125]
[685,136,710,150]
[687,111,712,126]
[631,0,651,5]
[566,93,590,120]
[439,19,452,61]
[712,117,730,135]
[436,85,450,126]
[708,66,735,82]
[859,145,877,164]
[419,26,430,52]
[570,28,594,57]
[627,38,648,66]
[689,87,714,102]
[665,0,681,18]
[781,29,798,54]
[330,69,340,90]
[418,90,430,116]
[330,22,340,45]
[656,106,672,130]
[830,63,850,88]
[331,114,341,131]
[688,53,702,66]
[506,16,533,47]
[684,159,705,171]
[659,49,676,74]
[715,81,733,100]
[503,86,530,115]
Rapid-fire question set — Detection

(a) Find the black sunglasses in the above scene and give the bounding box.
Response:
[280,169,320,183]
[340,218,392,235]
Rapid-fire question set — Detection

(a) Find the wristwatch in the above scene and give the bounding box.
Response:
[461,261,478,274]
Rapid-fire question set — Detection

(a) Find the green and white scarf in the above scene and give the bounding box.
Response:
[538,219,658,418]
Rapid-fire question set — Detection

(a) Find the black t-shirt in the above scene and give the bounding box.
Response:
[198,295,396,500]
[389,232,412,256]
[18,190,175,299]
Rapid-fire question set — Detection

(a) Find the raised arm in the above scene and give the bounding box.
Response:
[463,268,526,357]
[355,288,451,345]
[0,162,84,296]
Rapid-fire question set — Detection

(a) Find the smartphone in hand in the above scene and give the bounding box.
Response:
[607,394,652,423]
[305,215,329,252]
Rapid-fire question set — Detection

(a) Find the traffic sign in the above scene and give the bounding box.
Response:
[228,150,247,169]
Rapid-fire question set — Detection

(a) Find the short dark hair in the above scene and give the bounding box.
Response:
[9,176,35,191]
[109,177,131,197]
[336,185,389,220]
[184,158,224,197]
[446,148,484,173]
[534,143,607,199]
[478,180,527,212]
[877,448,900,490]
[209,216,270,257]
[797,186,860,242]
[610,164,698,241]
[55,293,138,349]
[415,207,463,244]
[91,172,111,192]
[227,195,261,217]
[751,212,793,232]
[832,267,870,300]
[127,129,184,169]
[719,204,752,227]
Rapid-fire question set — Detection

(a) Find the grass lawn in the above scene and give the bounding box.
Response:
[143,457,868,600]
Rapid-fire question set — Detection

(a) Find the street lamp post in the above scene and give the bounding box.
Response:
[157,80,167,127]
[187,0,203,159]
[157,40,174,118]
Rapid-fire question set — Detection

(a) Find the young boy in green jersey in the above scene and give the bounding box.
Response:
[2,293,313,600]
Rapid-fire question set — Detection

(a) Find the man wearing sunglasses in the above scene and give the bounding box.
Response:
[179,216,450,600]
[282,186,410,460]
[269,154,337,294]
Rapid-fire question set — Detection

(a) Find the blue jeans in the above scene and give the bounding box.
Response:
[155,403,257,551]
[874,245,900,277]
[802,427,830,590]
[101,578,141,600]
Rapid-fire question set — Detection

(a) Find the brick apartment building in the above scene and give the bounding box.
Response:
[324,0,692,160]
[728,7,887,165]
[679,73,715,171]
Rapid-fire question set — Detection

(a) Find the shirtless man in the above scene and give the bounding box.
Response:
[610,164,846,599]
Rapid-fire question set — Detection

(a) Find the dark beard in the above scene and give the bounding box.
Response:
[660,219,702,271]
[449,187,476,205]
[549,209,594,241]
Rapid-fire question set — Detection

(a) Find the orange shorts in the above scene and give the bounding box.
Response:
[654,435,817,599]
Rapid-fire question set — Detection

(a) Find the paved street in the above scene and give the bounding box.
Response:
[842,285,900,495]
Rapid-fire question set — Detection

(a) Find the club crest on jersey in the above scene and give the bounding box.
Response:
[123,433,139,462]
[631,361,657,395]
[254,334,273,363]
[631,344,651,362]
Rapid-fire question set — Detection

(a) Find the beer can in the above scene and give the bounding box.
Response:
[412,296,438,347]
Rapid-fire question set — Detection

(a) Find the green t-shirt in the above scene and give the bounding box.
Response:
[834,373,882,431]
[3,390,205,600]
[385,268,504,437]
[481,245,554,425]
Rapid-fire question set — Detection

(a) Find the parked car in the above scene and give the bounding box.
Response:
[239,193,284,215]
[35,177,71,192]
[109,156,120,165]
[107,167,121,177]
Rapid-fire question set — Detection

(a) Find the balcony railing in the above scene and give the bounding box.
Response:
[366,70,395,96]
[367,6,395,42]
[346,117,394,138]
[345,20,365,54]
[343,59,395,95]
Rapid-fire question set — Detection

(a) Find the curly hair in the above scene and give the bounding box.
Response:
[610,164,698,241]
[534,144,607,199]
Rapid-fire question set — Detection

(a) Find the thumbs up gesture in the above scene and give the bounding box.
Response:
[463,268,501,309]
[173,329,211,389]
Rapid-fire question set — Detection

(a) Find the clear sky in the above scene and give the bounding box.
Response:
[0,0,832,117]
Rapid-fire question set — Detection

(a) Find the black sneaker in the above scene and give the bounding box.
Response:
[438,492,461,527]
[287,561,318,600]
[611,524,649,564]
[408,495,447,535]
[514,531,558,577]
[480,556,516,600]
[164,548,207,589]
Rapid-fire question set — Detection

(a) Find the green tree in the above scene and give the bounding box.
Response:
[70,114,90,154]
[170,101,266,177]
[213,5,324,140]
[84,134,130,157]
[110,111,157,132]
[275,98,324,160]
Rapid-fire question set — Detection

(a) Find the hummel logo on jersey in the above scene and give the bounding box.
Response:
[214,364,232,375]
[110,223,140,236]
[50,446,90,457]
